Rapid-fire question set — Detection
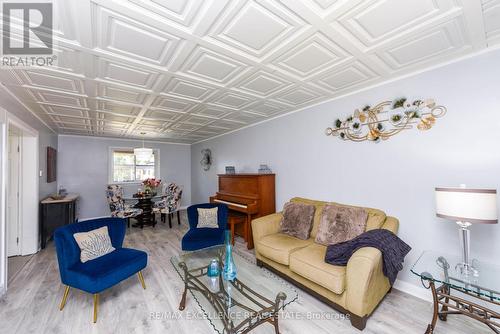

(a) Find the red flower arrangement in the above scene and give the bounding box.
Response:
[143,178,161,188]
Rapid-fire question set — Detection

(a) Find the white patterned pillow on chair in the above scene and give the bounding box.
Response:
[73,226,115,263]
[196,208,219,228]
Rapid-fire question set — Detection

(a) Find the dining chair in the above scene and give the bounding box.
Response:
[106,184,143,227]
[54,217,148,323]
[155,182,183,228]
[181,203,228,251]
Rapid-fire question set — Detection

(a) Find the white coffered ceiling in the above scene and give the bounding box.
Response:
[1,0,499,144]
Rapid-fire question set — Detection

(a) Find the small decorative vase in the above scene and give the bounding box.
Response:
[223,230,237,281]
[207,259,220,277]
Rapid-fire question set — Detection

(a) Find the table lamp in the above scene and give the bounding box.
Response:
[435,185,497,276]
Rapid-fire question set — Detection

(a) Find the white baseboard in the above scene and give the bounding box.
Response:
[392,279,432,302]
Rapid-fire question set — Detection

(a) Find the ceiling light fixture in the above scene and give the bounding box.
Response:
[134,132,153,159]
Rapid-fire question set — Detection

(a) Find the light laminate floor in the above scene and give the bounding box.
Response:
[7,255,33,283]
[0,211,490,334]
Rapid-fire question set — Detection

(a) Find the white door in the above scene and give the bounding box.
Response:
[7,131,20,257]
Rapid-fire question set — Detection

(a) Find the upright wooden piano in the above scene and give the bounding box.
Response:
[210,174,275,249]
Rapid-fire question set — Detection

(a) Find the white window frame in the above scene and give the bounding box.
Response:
[108,147,160,184]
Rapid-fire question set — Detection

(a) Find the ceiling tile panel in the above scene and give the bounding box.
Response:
[235,70,293,97]
[210,91,254,108]
[483,0,500,45]
[377,17,471,69]
[334,0,457,49]
[180,46,250,84]
[274,86,324,106]
[0,0,494,143]
[98,59,160,89]
[270,33,352,78]
[15,70,84,94]
[313,61,378,92]
[92,4,182,66]
[207,0,308,58]
[128,0,206,28]
[98,83,148,104]
[163,77,216,101]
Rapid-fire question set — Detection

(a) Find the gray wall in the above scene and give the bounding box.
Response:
[0,87,58,199]
[191,49,500,286]
[38,132,58,199]
[58,136,191,219]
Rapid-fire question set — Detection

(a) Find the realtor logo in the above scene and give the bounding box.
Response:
[1,2,56,67]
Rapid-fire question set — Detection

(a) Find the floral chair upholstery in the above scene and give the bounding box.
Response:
[106,185,143,226]
[154,183,183,228]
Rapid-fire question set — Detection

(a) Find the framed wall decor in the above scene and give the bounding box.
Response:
[47,146,57,183]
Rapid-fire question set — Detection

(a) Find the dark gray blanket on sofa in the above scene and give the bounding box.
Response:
[324,229,411,285]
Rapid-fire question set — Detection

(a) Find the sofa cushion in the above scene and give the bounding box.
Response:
[289,243,346,294]
[257,233,313,265]
[67,248,147,294]
[290,197,325,238]
[181,228,225,251]
[315,204,368,246]
[290,197,386,234]
[280,202,315,240]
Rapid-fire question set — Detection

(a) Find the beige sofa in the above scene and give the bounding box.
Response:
[252,197,399,330]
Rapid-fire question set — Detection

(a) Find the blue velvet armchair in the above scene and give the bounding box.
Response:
[54,217,148,323]
[181,203,228,251]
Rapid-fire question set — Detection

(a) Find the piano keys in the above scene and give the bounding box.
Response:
[210,173,275,249]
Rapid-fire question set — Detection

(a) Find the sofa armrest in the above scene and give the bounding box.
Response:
[252,212,282,239]
[251,213,282,258]
[345,247,391,318]
[382,216,399,234]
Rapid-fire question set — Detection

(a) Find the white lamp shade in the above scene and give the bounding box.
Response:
[134,147,153,159]
[435,187,498,224]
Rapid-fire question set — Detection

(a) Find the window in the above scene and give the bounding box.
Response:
[110,149,159,183]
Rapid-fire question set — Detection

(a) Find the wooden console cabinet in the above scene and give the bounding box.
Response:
[40,194,79,249]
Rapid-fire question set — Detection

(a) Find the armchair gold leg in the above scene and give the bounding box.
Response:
[93,294,99,323]
[59,286,70,311]
[138,271,146,289]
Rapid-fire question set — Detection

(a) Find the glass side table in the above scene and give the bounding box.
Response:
[411,251,500,333]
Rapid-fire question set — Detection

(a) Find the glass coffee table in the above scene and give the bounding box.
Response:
[411,251,500,333]
[171,246,297,334]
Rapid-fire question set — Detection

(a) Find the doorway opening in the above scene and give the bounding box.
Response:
[7,125,21,257]
[4,120,39,287]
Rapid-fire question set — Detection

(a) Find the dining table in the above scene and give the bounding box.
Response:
[123,193,162,228]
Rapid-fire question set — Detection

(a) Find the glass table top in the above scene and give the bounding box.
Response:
[123,195,162,200]
[171,246,298,334]
[411,251,500,302]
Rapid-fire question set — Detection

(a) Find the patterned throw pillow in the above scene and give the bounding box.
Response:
[196,207,219,228]
[315,204,368,246]
[280,202,316,240]
[73,226,116,263]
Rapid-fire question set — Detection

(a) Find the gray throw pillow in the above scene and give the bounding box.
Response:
[315,204,368,246]
[196,207,219,228]
[280,202,315,240]
[73,226,115,263]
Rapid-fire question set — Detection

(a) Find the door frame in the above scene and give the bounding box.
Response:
[7,127,21,257]
[0,111,39,292]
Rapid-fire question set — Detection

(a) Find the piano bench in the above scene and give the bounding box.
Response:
[227,214,246,245]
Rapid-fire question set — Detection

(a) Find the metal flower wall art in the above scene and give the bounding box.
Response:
[325,98,447,142]
[200,148,212,171]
